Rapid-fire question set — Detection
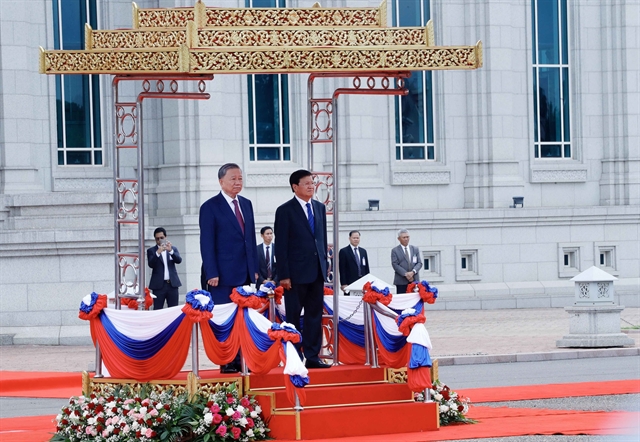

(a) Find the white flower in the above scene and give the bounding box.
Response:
[254,405,262,414]
[440,405,449,412]
[250,411,259,418]
[226,408,235,416]
[247,429,255,437]
[236,405,245,413]
[204,413,213,425]
[433,393,443,401]
[239,417,248,427]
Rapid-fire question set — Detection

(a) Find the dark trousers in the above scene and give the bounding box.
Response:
[285,274,325,362]
[152,282,179,310]
[396,284,408,295]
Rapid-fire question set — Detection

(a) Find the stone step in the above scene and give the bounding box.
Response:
[9,192,112,217]
[11,213,113,230]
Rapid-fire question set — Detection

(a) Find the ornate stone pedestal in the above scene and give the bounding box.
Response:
[556,305,635,348]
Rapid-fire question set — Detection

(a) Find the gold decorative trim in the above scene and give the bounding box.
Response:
[197,27,426,48]
[92,29,187,49]
[139,7,194,28]
[378,0,387,27]
[189,46,480,74]
[42,48,182,74]
[295,411,301,440]
[38,47,45,74]
[179,44,190,72]
[195,0,207,28]
[132,2,139,29]
[85,24,93,50]
[249,391,276,415]
[203,7,380,28]
[387,367,408,384]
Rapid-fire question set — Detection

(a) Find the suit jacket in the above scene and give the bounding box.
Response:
[199,192,258,287]
[147,245,182,290]
[257,242,278,285]
[391,244,422,285]
[274,197,328,284]
[338,245,370,287]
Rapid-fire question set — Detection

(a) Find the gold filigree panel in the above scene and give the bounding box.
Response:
[92,30,187,49]
[189,46,480,73]
[41,50,181,74]
[138,8,194,28]
[198,27,425,47]
[387,368,408,384]
[204,7,381,28]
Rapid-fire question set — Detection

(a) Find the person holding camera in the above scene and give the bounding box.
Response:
[147,227,182,310]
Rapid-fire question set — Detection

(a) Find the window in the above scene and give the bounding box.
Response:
[594,243,618,276]
[455,247,480,282]
[53,0,102,165]
[246,0,290,162]
[392,0,434,161]
[532,0,571,159]
[422,250,443,282]
[558,244,580,278]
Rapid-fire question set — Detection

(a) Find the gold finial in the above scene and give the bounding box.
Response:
[425,20,434,46]
[38,47,45,74]
[378,0,387,27]
[178,44,190,72]
[476,41,483,68]
[132,2,139,29]
[312,2,321,7]
[195,0,206,28]
[82,371,90,396]
[85,23,93,50]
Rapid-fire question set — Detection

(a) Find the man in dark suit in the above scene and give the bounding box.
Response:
[257,226,278,286]
[199,163,259,373]
[391,228,422,294]
[147,227,182,310]
[339,230,370,294]
[275,170,330,369]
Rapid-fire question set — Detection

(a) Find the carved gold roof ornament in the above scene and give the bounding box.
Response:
[39,1,482,75]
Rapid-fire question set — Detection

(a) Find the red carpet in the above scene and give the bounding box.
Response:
[1,374,638,441]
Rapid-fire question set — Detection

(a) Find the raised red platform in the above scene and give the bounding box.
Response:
[245,365,439,440]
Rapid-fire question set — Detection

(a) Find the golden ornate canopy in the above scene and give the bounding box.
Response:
[39,0,483,75]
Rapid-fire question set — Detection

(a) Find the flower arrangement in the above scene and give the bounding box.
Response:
[414,380,475,426]
[51,384,269,442]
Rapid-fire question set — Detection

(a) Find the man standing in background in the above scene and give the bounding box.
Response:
[339,230,370,294]
[275,170,330,369]
[391,229,422,294]
[147,227,182,310]
[257,226,277,286]
[200,163,258,373]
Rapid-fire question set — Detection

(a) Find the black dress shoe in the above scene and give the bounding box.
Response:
[220,364,239,374]
[305,359,331,369]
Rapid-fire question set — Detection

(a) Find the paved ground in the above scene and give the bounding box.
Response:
[1,307,638,372]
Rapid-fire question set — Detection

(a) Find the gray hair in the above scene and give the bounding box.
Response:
[218,163,241,180]
[397,229,409,237]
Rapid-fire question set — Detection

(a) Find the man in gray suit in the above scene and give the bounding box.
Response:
[391,229,422,294]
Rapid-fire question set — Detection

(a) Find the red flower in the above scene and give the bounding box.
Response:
[247,417,255,428]
[458,405,465,412]
[156,417,163,424]
[87,403,95,410]
[164,404,171,410]
[136,431,141,438]
[231,426,242,439]
[113,428,120,435]
[240,397,251,407]
[213,413,222,424]
[207,401,214,408]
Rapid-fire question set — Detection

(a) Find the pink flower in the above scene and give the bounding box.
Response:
[231,426,242,439]
[246,417,255,428]
[210,404,220,413]
[232,411,241,419]
[240,397,251,407]
[227,397,235,404]
[149,408,158,417]
[213,413,223,424]
[145,428,155,438]
[215,425,227,436]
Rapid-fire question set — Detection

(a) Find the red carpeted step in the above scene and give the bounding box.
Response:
[0,371,82,398]
[248,365,388,390]
[268,401,439,440]
[272,382,414,409]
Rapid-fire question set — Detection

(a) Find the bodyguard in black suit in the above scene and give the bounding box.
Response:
[147,227,182,310]
[257,226,278,286]
[275,170,330,369]
[338,230,370,293]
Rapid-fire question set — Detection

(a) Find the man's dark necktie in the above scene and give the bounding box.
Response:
[232,199,245,235]
[306,202,315,234]
[266,245,272,278]
[354,247,362,277]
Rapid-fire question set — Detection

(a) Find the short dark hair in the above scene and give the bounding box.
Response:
[349,230,360,238]
[260,226,273,235]
[218,163,241,180]
[153,227,167,238]
[289,169,313,192]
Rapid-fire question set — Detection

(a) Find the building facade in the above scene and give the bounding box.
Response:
[0,0,638,344]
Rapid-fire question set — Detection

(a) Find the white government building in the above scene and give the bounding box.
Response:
[0,0,638,345]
